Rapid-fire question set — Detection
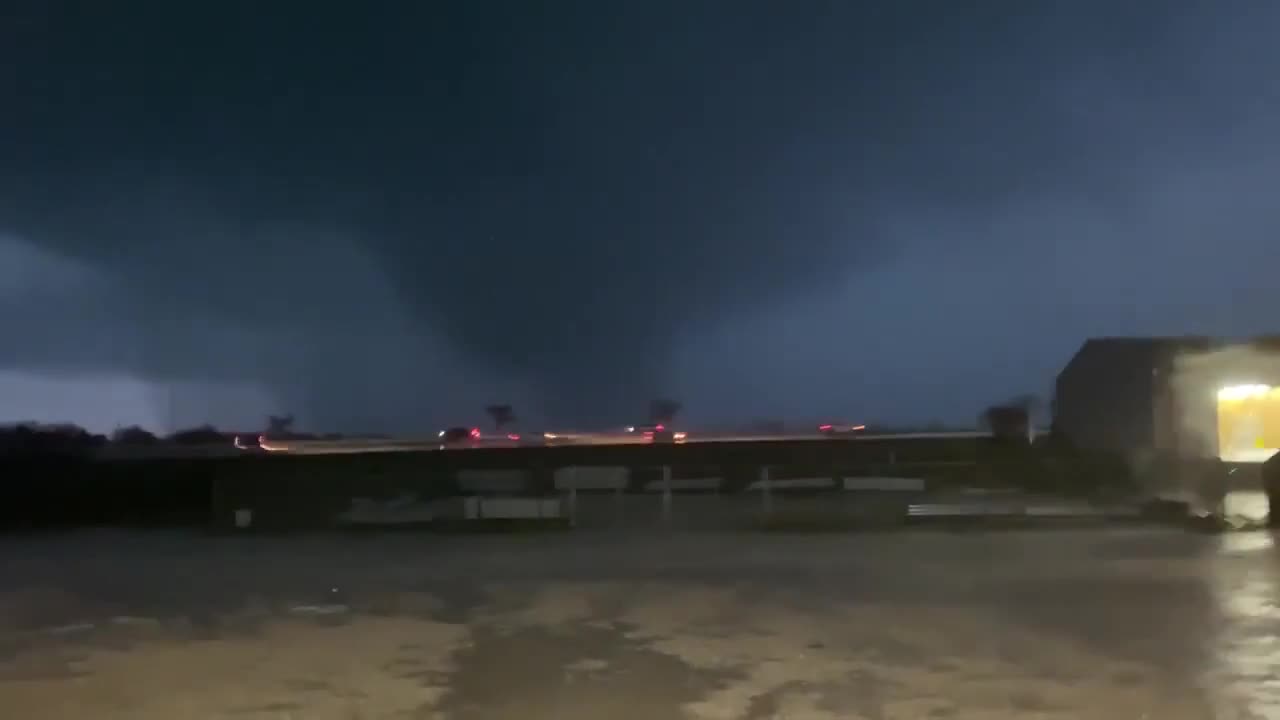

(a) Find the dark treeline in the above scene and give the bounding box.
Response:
[0,415,350,458]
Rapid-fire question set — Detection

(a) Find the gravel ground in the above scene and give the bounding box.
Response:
[0,528,1276,719]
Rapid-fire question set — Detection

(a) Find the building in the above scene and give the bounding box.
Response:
[1054,336,1280,462]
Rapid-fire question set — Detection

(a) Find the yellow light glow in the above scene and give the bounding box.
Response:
[1217,384,1280,461]
[1218,384,1273,401]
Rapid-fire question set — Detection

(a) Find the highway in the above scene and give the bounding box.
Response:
[84,428,1028,460]
[249,429,1008,455]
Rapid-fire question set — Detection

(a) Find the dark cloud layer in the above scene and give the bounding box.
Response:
[3,1,1279,430]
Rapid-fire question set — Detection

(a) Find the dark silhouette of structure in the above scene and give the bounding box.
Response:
[650,399,682,425]
[981,404,1031,442]
[267,414,296,435]
[1054,337,1210,454]
[1053,335,1280,459]
[485,405,516,431]
[979,394,1037,442]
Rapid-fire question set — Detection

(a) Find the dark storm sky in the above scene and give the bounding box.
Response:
[3,1,1279,433]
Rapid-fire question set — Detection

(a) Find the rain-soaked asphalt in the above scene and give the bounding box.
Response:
[0,527,1278,719]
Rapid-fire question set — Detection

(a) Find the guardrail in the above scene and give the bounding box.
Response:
[206,452,1149,532]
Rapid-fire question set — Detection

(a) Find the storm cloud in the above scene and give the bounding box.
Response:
[3,1,1280,431]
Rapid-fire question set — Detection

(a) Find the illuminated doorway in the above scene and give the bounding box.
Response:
[1217,384,1280,462]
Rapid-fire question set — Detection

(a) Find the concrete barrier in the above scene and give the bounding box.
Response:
[641,477,722,492]
[456,469,530,493]
[427,497,472,520]
[337,494,436,526]
[554,466,628,491]
[744,477,835,492]
[560,492,756,530]
[475,497,562,519]
[841,476,926,492]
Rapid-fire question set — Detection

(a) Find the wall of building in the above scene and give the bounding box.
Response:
[1056,336,1280,463]
[1054,339,1166,453]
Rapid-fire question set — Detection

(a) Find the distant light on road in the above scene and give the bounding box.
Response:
[819,423,866,433]
[220,428,1002,455]
[259,435,287,452]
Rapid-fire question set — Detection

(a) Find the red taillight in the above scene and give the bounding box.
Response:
[818,424,833,431]
[507,433,520,441]
[655,424,665,431]
[470,428,481,439]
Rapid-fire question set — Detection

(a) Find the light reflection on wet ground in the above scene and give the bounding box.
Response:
[1206,531,1280,719]
[1,528,1279,718]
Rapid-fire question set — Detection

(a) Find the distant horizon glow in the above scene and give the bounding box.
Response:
[0,370,280,434]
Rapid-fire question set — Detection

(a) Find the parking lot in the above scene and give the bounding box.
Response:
[0,528,1274,718]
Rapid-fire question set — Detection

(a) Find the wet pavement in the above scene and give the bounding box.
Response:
[0,528,1278,718]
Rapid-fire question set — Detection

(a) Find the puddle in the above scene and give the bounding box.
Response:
[437,624,734,720]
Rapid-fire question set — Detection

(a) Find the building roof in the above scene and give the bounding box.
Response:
[1059,336,1213,382]
[1058,335,1280,385]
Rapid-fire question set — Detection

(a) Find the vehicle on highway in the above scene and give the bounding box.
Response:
[438,426,481,447]
[625,424,688,444]
[486,430,548,447]
[438,427,550,448]
[232,434,268,452]
[818,423,866,437]
[539,431,564,444]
